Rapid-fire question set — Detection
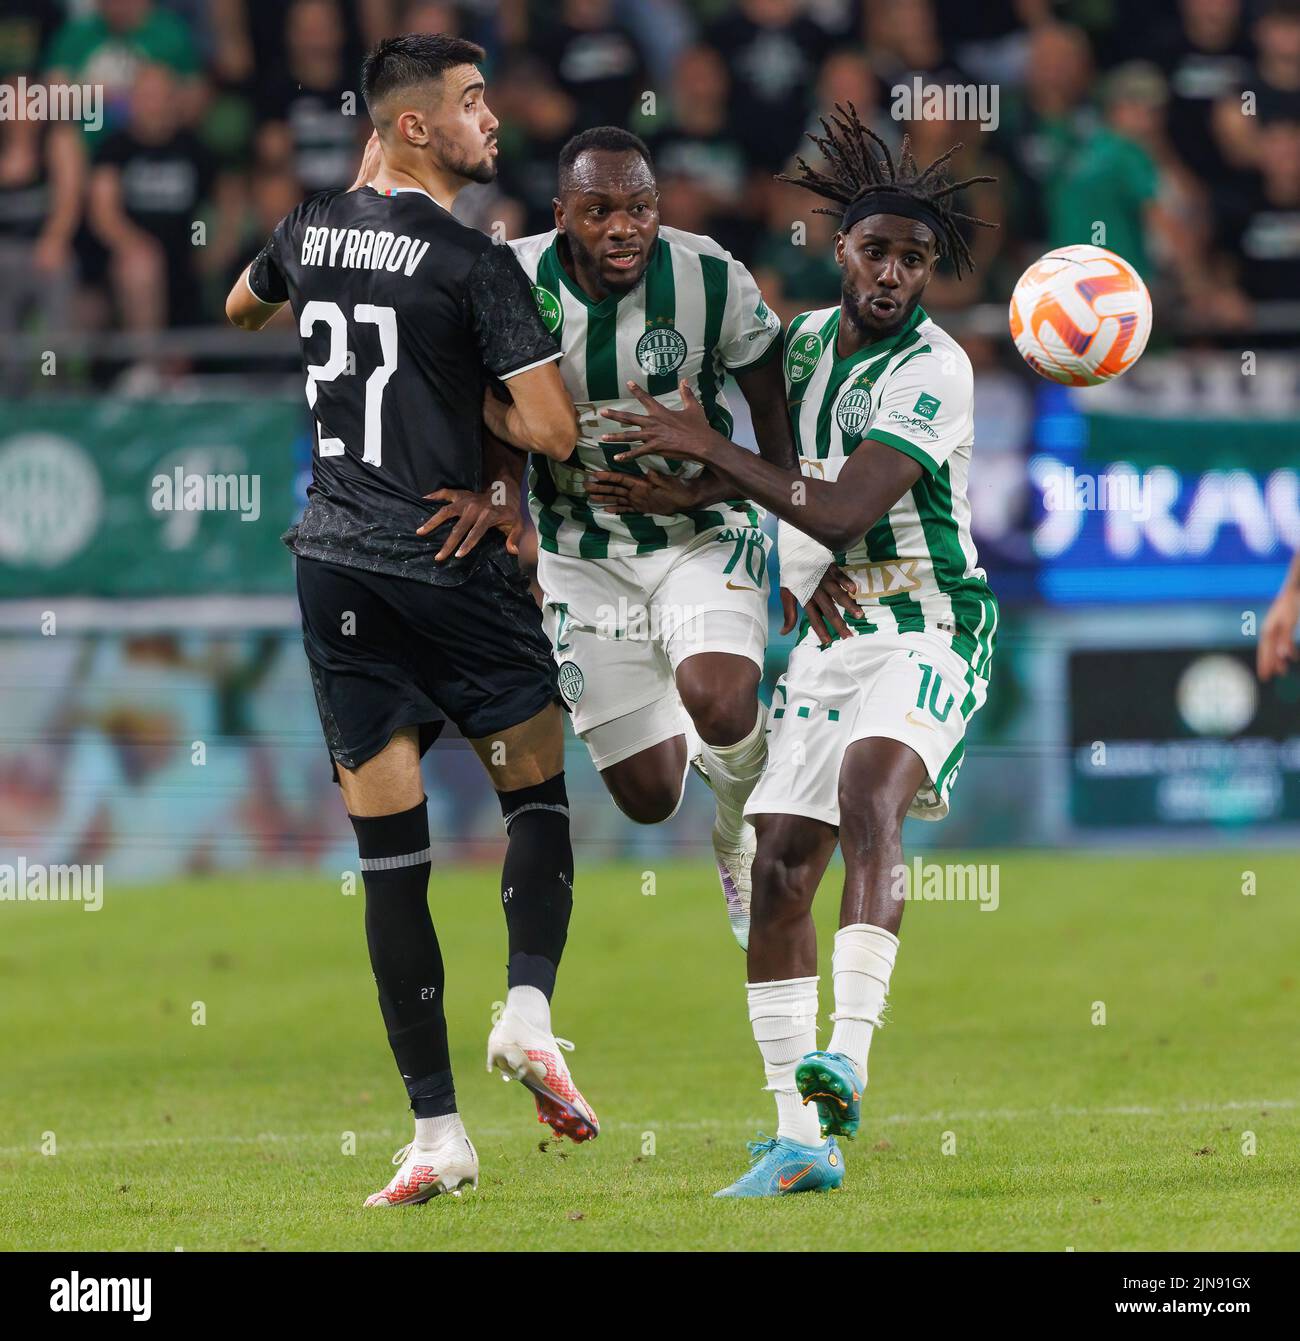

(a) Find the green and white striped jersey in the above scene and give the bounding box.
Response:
[509,226,782,558]
[785,303,997,676]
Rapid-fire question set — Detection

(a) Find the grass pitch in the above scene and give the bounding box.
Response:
[1,853,1297,1251]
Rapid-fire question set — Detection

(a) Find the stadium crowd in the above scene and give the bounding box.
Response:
[0,0,1297,365]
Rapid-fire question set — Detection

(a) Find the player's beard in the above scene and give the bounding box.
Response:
[842,277,920,340]
[431,127,497,185]
[565,227,645,295]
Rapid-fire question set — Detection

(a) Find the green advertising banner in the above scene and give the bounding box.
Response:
[0,399,304,597]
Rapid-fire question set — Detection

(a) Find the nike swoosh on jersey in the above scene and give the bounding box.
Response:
[904,711,935,731]
[725,580,758,592]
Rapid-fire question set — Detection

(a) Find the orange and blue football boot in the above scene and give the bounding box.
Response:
[713,1133,844,1198]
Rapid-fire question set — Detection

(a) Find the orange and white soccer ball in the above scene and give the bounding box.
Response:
[1009,244,1152,386]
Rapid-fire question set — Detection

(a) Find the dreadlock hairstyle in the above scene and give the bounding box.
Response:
[777,102,996,280]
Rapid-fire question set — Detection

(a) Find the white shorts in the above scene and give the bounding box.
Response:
[537,525,771,770]
[746,630,988,826]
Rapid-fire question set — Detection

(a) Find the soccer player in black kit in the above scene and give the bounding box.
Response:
[224,34,598,1207]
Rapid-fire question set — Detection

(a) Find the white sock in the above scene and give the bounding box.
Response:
[701,709,767,846]
[414,1111,466,1150]
[505,984,552,1035]
[747,976,824,1147]
[827,923,899,1086]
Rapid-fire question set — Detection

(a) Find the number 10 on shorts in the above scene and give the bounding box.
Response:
[915,663,955,722]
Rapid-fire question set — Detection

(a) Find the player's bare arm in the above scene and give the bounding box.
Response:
[224,263,284,331]
[482,362,577,461]
[604,379,922,550]
[1258,549,1300,680]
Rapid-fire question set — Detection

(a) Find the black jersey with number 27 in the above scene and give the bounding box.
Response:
[247,186,560,583]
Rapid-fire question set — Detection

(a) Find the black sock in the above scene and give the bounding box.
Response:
[349,799,455,1118]
[497,773,573,1000]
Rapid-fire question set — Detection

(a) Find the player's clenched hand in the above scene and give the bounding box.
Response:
[781,565,863,646]
[349,131,383,191]
[1257,589,1300,680]
[586,466,704,516]
[417,483,522,560]
[600,379,723,467]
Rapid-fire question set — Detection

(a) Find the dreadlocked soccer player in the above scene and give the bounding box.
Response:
[590,104,999,1197]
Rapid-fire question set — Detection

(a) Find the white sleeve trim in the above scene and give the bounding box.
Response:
[244,270,284,307]
[497,349,563,381]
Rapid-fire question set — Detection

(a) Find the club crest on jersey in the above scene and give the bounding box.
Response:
[785,331,823,384]
[835,384,873,436]
[532,285,562,336]
[558,662,585,703]
[636,326,687,376]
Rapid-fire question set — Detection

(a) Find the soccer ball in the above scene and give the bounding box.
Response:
[1008,244,1152,386]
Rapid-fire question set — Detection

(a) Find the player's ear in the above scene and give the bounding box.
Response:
[834,231,846,266]
[398,108,428,148]
[552,197,565,233]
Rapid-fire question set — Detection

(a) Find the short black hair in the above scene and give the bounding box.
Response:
[360,32,486,123]
[557,126,654,193]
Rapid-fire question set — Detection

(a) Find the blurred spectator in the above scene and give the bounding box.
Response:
[0,0,62,79]
[492,55,578,234]
[998,22,1096,261]
[705,0,835,171]
[0,79,84,356]
[643,44,751,253]
[1044,62,1202,293]
[533,0,647,129]
[1252,0,1300,124]
[749,177,841,323]
[869,0,972,89]
[1150,0,1252,187]
[45,0,202,141]
[1212,115,1300,308]
[902,115,1006,308]
[89,63,237,330]
[254,0,367,194]
[211,0,394,90]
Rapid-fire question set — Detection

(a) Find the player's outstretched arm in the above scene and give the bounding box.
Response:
[484,361,577,461]
[1258,551,1300,680]
[604,380,920,551]
[224,263,284,331]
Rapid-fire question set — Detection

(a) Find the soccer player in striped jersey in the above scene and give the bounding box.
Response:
[593,106,998,1196]
[508,128,800,950]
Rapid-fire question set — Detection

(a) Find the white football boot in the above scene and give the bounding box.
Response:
[363,1134,479,1207]
[712,819,755,952]
[486,1014,599,1143]
[691,736,755,952]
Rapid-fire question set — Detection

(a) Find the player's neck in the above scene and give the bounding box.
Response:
[556,236,618,305]
[370,159,463,214]
[835,301,912,358]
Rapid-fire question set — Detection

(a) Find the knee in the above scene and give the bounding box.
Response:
[604,772,683,825]
[681,685,759,746]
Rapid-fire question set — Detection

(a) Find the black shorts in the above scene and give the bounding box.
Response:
[295,546,561,772]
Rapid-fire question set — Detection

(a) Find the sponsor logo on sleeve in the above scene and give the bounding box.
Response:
[532,284,563,335]
[912,392,942,420]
